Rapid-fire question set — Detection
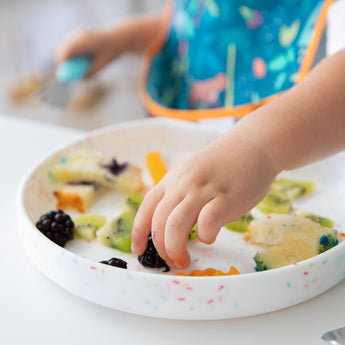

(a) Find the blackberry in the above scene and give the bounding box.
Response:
[99,257,127,269]
[138,234,170,272]
[36,209,74,247]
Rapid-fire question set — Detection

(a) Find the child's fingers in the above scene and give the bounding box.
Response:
[197,197,229,245]
[56,48,107,78]
[131,187,164,255]
[55,30,91,63]
[151,195,183,267]
[164,196,202,268]
[83,56,108,78]
[55,30,103,77]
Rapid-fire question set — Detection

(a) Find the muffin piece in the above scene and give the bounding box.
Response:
[53,183,104,213]
[50,150,143,194]
[248,215,339,271]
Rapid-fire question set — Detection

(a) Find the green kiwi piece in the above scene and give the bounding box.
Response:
[188,224,198,240]
[256,192,292,214]
[225,213,254,232]
[96,212,135,253]
[122,193,144,214]
[73,214,107,241]
[295,210,334,228]
[270,178,314,200]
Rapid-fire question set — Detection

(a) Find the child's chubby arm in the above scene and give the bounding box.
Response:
[55,12,164,77]
[131,48,345,270]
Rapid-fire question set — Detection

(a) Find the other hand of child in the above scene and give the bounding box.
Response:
[55,28,125,77]
[131,129,279,269]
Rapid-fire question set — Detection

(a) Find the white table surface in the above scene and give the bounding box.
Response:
[1,113,345,345]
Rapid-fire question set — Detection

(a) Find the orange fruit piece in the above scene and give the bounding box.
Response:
[175,265,240,277]
[146,151,168,185]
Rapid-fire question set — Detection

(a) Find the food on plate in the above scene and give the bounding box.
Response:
[96,212,134,253]
[138,234,170,272]
[269,178,315,199]
[188,224,198,240]
[40,147,341,274]
[121,193,144,214]
[247,214,339,271]
[176,265,240,276]
[35,209,74,247]
[53,182,105,213]
[89,193,170,271]
[225,213,254,232]
[99,257,127,269]
[146,151,168,185]
[256,191,292,214]
[294,210,334,228]
[95,193,144,252]
[73,214,107,241]
[256,178,314,214]
[50,150,143,194]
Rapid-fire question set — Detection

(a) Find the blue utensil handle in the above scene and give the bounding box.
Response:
[56,56,92,83]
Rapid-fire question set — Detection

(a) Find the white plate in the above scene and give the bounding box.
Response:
[17,118,345,320]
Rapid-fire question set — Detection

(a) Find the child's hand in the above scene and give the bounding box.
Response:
[131,129,279,269]
[55,14,163,78]
[55,28,125,77]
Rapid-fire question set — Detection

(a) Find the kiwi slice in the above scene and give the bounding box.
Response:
[295,210,334,228]
[256,178,315,215]
[270,178,314,200]
[96,194,144,252]
[188,224,198,240]
[122,194,144,214]
[73,214,107,241]
[225,213,254,232]
[256,192,292,214]
[96,212,135,253]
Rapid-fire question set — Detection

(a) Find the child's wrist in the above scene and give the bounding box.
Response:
[104,13,163,56]
[228,116,282,178]
[103,20,148,56]
[102,25,131,57]
[249,136,281,178]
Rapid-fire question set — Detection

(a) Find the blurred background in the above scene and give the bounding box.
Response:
[0,0,328,131]
[0,0,163,130]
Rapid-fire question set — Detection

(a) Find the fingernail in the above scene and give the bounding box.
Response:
[174,261,187,269]
[131,243,138,254]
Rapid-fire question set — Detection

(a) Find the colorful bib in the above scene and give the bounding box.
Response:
[140,0,333,120]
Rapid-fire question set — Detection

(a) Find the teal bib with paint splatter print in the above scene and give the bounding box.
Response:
[143,0,330,119]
